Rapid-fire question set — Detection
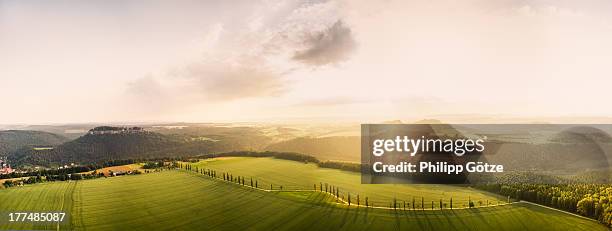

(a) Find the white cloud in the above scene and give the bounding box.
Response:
[125,0,356,116]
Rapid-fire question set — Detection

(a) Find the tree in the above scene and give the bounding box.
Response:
[348,193,351,205]
[393,197,397,210]
[3,180,14,188]
[578,196,596,217]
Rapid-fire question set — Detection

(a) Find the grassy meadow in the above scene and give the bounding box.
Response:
[0,170,606,230]
[190,157,506,207]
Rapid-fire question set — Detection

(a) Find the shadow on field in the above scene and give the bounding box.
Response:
[448,210,472,231]
[403,209,425,230]
[434,211,458,231]
[264,192,335,230]
[466,208,507,231]
[463,208,494,230]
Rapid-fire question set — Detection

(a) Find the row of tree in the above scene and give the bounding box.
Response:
[179,162,491,210]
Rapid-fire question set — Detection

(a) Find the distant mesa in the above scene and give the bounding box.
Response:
[550,126,612,143]
[381,120,403,124]
[88,126,146,135]
[412,119,444,124]
[379,119,446,124]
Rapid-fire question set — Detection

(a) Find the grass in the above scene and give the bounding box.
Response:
[190,157,506,207]
[0,170,605,230]
[0,180,76,230]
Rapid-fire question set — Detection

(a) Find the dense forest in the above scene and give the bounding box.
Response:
[476,171,612,227]
[0,130,68,154]
[7,131,220,167]
[5,126,286,167]
[477,183,612,226]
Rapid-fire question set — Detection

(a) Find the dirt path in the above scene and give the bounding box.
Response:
[519,200,599,222]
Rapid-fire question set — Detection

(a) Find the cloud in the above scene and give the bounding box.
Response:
[292,20,356,66]
[126,58,285,113]
[179,59,285,101]
[127,75,165,101]
[124,0,354,115]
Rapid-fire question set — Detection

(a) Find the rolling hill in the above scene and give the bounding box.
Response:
[0,170,605,230]
[8,126,271,167]
[8,127,209,166]
[191,157,504,206]
[265,136,360,162]
[0,130,68,154]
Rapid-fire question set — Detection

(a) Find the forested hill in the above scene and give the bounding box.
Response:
[9,128,227,167]
[0,130,68,154]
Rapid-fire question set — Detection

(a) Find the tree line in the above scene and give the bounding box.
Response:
[0,159,139,180]
[179,161,494,210]
[476,183,612,226]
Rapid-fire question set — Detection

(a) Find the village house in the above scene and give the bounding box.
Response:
[0,157,15,175]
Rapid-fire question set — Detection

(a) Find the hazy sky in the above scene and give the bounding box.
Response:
[1,0,612,124]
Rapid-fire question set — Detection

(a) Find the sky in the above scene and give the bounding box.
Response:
[1,0,612,124]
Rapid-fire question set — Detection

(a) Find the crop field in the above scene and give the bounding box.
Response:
[0,170,606,230]
[191,157,506,207]
[92,163,142,176]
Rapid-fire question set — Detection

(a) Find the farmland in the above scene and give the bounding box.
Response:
[190,157,505,207]
[0,170,607,230]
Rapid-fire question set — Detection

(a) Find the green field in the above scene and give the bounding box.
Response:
[191,157,506,207]
[0,170,605,230]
